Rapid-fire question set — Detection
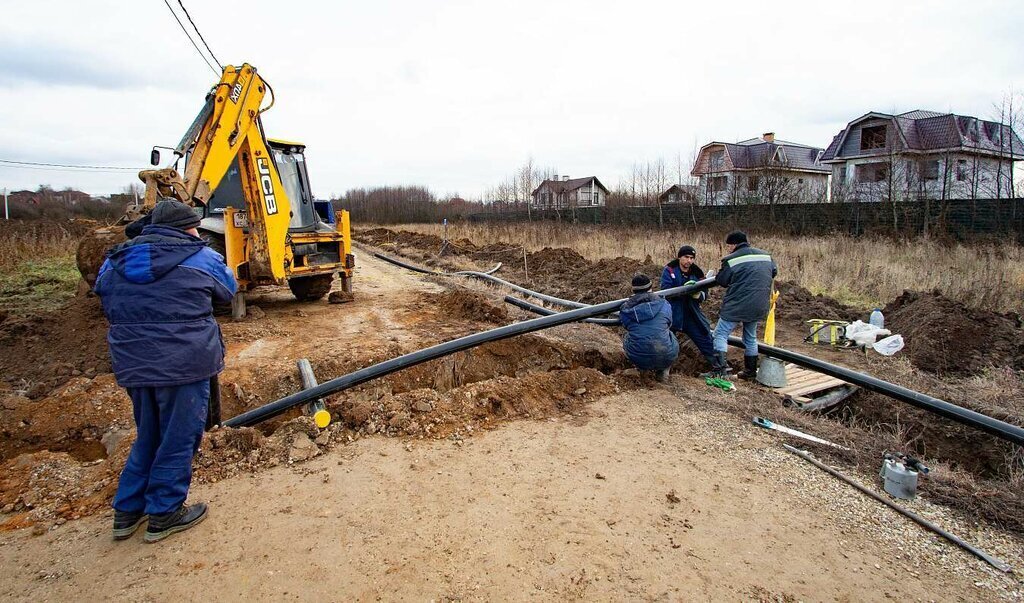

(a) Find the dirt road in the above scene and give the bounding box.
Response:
[1,250,1021,600]
[2,389,1019,601]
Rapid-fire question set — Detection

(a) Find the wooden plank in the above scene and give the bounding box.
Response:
[778,374,837,393]
[781,380,849,398]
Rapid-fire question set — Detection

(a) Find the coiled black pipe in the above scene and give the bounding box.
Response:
[507,295,1024,446]
[222,279,714,428]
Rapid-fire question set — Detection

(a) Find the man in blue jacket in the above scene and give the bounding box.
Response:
[660,245,716,372]
[710,231,777,379]
[619,274,679,382]
[94,199,237,543]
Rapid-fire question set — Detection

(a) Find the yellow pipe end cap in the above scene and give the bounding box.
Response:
[313,409,331,429]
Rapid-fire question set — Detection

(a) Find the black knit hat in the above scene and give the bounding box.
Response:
[150,199,201,231]
[725,230,748,245]
[630,274,652,292]
[677,245,696,258]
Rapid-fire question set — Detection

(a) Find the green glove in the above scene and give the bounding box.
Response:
[685,280,702,300]
[705,376,736,392]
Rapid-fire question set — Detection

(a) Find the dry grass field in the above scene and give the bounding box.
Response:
[0,220,92,314]
[396,222,1024,313]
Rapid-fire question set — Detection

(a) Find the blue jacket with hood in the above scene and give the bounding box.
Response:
[618,292,679,371]
[659,260,711,333]
[94,224,238,388]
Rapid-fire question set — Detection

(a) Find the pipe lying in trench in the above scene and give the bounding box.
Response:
[503,295,621,326]
[507,295,1024,447]
[373,252,589,309]
[221,279,716,428]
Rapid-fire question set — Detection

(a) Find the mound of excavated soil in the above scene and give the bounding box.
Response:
[0,296,111,398]
[421,290,509,324]
[774,281,861,322]
[884,290,1024,375]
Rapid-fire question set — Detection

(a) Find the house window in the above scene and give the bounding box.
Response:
[707,176,727,192]
[860,125,887,151]
[856,163,888,183]
[836,166,846,184]
[985,122,1003,146]
[747,176,759,192]
[956,160,968,181]
[920,160,939,181]
[710,150,725,171]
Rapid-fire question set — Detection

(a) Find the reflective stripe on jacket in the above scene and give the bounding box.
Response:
[714,243,777,322]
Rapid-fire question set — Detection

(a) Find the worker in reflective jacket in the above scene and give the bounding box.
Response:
[660,245,715,371]
[94,200,237,543]
[709,231,777,380]
[619,274,679,382]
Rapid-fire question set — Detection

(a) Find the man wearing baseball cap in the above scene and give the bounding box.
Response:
[94,199,237,543]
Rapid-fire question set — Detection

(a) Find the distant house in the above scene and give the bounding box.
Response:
[821,110,1024,201]
[531,175,609,210]
[659,184,700,204]
[691,133,829,205]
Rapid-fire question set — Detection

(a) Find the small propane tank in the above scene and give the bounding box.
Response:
[880,456,919,500]
[869,308,885,329]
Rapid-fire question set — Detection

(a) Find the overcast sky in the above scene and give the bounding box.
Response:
[2,0,1023,198]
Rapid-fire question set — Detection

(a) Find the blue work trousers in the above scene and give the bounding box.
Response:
[713,319,760,357]
[675,316,715,359]
[112,379,209,515]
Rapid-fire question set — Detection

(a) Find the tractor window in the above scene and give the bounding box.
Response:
[207,159,247,213]
[271,147,317,230]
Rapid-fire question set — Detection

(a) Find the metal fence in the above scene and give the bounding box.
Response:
[467,198,1024,242]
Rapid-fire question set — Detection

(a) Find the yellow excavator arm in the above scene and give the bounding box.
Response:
[138,64,292,281]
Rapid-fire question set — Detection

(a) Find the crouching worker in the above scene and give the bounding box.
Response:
[619,274,679,382]
[660,245,716,371]
[94,199,237,543]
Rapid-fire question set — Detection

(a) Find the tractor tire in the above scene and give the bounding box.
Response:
[288,273,334,302]
[198,231,234,316]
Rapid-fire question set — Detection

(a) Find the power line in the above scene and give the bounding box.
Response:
[0,159,142,171]
[178,0,222,69]
[162,0,220,77]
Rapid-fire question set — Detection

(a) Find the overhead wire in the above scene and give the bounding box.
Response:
[161,0,220,77]
[177,0,222,69]
[0,159,142,171]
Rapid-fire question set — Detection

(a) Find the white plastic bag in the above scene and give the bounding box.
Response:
[845,320,891,345]
[873,334,905,356]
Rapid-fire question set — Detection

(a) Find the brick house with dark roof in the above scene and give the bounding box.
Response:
[530,176,609,210]
[691,133,829,205]
[821,110,1024,201]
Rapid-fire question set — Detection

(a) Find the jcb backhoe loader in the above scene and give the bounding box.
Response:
[77,63,354,308]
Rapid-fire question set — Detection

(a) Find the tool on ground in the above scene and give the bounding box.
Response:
[752,417,850,450]
[879,452,929,500]
[804,319,851,345]
[76,63,356,315]
[297,359,331,429]
[705,376,736,392]
[756,288,787,387]
[784,444,1011,573]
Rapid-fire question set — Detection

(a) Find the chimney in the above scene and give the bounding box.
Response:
[562,175,569,181]
[763,132,775,143]
[552,174,558,182]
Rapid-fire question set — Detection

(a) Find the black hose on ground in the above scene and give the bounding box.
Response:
[221,279,715,428]
[503,295,621,326]
[373,252,589,309]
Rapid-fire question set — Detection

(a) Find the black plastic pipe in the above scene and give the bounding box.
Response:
[503,295,621,325]
[222,280,713,428]
[734,337,1024,447]
[373,252,587,308]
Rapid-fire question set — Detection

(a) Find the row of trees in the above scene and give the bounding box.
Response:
[331,186,485,224]
[4,185,128,221]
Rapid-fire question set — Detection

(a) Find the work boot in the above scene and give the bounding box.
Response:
[738,355,759,380]
[700,352,730,379]
[655,367,671,382]
[144,503,208,543]
[112,510,148,541]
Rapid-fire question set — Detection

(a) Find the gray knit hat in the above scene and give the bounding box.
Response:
[150,199,201,231]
